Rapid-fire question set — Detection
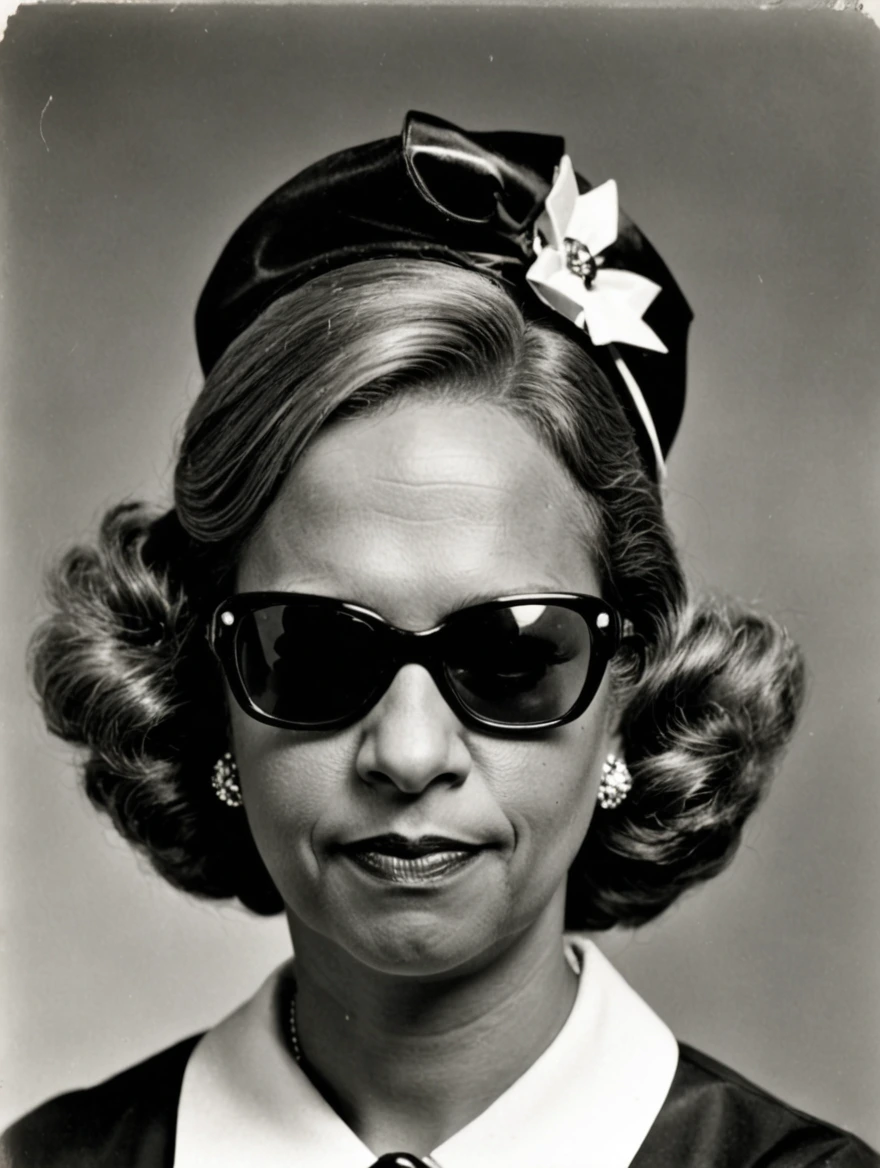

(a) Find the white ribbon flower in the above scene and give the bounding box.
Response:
[526,156,668,354]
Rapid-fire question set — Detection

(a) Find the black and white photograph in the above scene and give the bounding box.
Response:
[2,4,879,1164]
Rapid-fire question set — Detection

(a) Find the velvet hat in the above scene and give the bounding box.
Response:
[195,111,692,479]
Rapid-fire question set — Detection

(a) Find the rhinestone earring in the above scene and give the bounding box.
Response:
[597,754,632,810]
[211,751,243,807]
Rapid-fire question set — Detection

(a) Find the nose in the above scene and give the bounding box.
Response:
[355,664,472,795]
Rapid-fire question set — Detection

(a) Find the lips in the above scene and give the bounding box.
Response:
[338,833,485,885]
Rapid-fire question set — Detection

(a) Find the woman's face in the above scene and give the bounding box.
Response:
[232,400,617,977]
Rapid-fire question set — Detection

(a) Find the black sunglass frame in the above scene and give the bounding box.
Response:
[208,591,622,733]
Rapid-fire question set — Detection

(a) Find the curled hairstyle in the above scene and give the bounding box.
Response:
[30,260,805,928]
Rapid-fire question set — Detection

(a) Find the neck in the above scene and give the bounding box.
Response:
[287,907,579,1158]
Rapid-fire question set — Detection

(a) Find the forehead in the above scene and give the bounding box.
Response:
[238,401,601,625]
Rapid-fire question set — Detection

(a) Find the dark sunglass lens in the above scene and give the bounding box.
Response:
[236,604,380,725]
[445,603,594,725]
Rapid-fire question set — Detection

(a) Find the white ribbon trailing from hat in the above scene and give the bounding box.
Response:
[526,155,668,478]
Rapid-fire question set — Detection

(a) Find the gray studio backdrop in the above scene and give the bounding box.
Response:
[2,3,879,1144]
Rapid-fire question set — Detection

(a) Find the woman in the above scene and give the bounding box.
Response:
[4,111,876,1166]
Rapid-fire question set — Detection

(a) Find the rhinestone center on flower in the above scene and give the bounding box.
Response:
[564,238,598,286]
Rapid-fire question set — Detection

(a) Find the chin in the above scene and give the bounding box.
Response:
[284,852,565,979]
[341,917,503,978]
[311,888,513,979]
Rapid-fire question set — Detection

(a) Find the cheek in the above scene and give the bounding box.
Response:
[229,714,355,884]
[475,716,608,879]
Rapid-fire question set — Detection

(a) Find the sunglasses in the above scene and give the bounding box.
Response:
[208,592,621,733]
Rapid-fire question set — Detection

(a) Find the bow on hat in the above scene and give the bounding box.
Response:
[196,111,692,481]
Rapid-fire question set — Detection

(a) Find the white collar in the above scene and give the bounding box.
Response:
[173,937,678,1168]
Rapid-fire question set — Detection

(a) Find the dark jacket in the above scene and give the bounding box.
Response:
[3,1041,876,1167]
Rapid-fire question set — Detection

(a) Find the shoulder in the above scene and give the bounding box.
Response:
[1,1035,201,1168]
[633,1043,879,1168]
